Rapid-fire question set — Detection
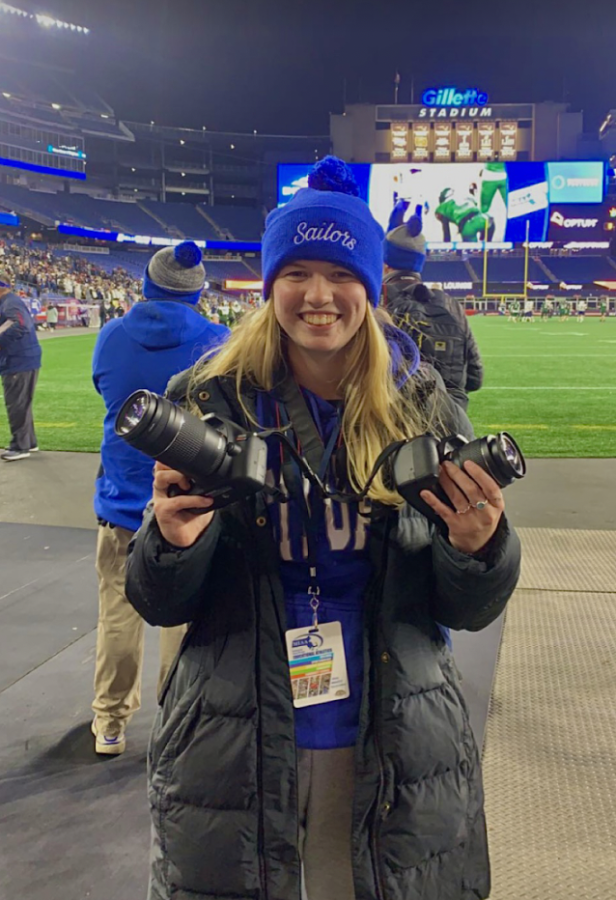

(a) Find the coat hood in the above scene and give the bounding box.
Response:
[121,300,214,350]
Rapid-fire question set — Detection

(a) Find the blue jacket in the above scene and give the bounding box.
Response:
[0,291,42,375]
[93,300,229,532]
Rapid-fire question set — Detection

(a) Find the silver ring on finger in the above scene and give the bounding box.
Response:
[474,498,489,510]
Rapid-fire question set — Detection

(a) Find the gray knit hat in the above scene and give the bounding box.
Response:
[143,241,205,304]
[383,201,427,274]
[0,268,13,288]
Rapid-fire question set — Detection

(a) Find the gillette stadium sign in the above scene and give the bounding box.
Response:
[419,86,493,119]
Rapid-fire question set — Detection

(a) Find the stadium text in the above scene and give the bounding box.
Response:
[418,107,493,119]
[422,88,489,107]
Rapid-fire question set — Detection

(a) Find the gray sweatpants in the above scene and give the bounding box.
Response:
[1,369,38,451]
[298,746,356,900]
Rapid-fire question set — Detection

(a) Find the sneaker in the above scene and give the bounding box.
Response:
[30,446,39,452]
[91,719,126,756]
[1,450,31,462]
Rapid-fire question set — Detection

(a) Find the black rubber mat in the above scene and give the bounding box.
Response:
[0,521,502,900]
[0,523,159,900]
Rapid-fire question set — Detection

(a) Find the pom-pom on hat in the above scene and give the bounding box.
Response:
[383,200,427,274]
[261,156,385,305]
[143,241,206,304]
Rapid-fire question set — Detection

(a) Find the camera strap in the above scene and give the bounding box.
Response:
[275,373,325,473]
[275,374,343,626]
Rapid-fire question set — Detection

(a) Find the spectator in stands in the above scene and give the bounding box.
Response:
[382,200,483,410]
[0,239,140,309]
[125,157,521,900]
[91,241,229,756]
[0,268,41,461]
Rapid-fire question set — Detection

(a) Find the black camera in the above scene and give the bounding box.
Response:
[392,433,526,529]
[115,391,526,523]
[115,390,268,510]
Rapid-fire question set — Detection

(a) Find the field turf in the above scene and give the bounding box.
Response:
[0,317,615,457]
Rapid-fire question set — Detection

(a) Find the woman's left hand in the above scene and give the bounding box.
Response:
[420,460,505,555]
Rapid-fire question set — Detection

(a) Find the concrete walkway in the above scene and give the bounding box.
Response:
[0,451,615,900]
[2,451,615,531]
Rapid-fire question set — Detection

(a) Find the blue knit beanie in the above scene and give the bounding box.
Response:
[262,157,385,305]
[143,241,205,305]
[383,200,427,274]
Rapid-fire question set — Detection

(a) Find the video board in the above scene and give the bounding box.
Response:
[277,161,607,244]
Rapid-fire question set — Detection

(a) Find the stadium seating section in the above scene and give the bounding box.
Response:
[203,259,259,281]
[0,184,264,241]
[541,255,616,283]
[422,258,474,282]
[478,256,548,283]
[204,205,265,241]
[141,201,219,241]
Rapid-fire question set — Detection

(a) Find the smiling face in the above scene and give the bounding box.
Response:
[272,260,368,368]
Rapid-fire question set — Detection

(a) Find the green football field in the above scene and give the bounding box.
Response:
[1,317,615,457]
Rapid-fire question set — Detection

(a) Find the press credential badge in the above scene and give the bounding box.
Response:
[286,622,350,708]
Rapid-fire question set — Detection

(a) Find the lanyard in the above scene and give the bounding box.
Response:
[275,397,342,628]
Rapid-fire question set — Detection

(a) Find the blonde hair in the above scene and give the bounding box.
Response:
[189,302,439,506]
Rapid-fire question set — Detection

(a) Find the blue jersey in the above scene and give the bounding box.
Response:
[256,388,372,750]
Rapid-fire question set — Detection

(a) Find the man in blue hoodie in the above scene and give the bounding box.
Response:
[91,241,229,755]
[0,269,42,461]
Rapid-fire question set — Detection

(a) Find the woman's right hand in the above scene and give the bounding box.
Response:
[152,462,215,548]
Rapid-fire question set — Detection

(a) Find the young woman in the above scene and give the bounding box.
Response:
[126,157,521,900]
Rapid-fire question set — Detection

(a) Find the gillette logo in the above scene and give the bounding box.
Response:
[422,87,489,107]
[550,212,598,229]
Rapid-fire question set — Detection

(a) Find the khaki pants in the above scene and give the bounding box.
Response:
[298,747,356,900]
[92,523,186,732]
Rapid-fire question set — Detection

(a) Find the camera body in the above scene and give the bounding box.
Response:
[175,415,268,509]
[393,432,524,529]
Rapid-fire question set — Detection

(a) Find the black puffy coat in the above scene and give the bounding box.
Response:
[126,370,521,900]
[384,274,483,410]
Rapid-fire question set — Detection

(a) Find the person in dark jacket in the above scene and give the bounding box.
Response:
[91,242,229,756]
[382,201,484,410]
[0,268,42,461]
[125,158,521,900]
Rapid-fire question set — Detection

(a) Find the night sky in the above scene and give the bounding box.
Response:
[4,0,616,135]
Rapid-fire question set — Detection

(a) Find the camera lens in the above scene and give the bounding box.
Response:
[115,390,231,488]
[117,394,148,434]
[447,432,526,488]
[499,433,524,476]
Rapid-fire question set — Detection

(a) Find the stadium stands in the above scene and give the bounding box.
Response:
[542,255,616,283]
[205,205,264,241]
[58,196,167,236]
[0,185,168,235]
[106,250,152,279]
[479,255,548,283]
[203,259,259,282]
[0,185,263,241]
[142,201,219,241]
[422,258,474,282]
[0,184,62,226]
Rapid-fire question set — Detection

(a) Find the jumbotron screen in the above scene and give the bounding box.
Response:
[277,161,607,244]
